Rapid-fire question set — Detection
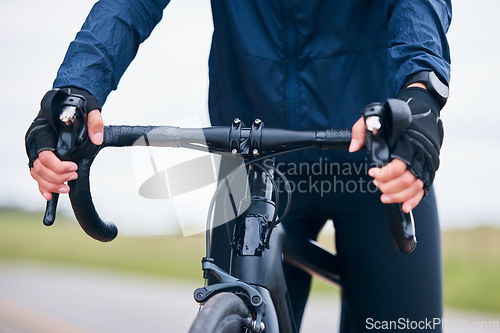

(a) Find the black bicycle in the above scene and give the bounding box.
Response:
[40,90,417,333]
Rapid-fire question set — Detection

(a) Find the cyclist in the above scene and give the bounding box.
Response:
[26,1,451,332]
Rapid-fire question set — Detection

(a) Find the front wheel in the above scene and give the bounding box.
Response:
[189,292,252,333]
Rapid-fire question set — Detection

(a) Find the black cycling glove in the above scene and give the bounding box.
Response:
[390,87,444,192]
[25,87,101,168]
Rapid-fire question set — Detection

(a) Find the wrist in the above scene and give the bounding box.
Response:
[403,71,449,109]
[64,87,102,113]
[406,82,427,90]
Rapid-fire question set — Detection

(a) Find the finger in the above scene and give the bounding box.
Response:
[402,188,425,213]
[31,173,53,201]
[31,152,76,200]
[32,157,77,185]
[38,151,78,175]
[380,178,424,205]
[40,190,52,201]
[88,110,104,145]
[369,159,407,182]
[349,117,366,152]
[381,186,425,213]
[374,170,417,195]
[31,167,70,195]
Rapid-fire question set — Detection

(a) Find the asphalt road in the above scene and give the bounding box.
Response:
[0,261,341,333]
[1,261,498,333]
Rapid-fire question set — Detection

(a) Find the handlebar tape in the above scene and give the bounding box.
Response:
[69,155,118,242]
[103,125,181,148]
[67,125,182,242]
[385,204,417,253]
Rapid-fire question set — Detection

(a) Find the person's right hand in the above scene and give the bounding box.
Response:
[30,110,104,201]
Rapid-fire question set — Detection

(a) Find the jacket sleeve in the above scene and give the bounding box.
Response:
[53,0,170,105]
[386,0,452,95]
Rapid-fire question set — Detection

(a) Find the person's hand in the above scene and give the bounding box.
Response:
[29,110,104,201]
[349,117,425,213]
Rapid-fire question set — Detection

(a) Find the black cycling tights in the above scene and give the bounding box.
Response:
[211,173,442,333]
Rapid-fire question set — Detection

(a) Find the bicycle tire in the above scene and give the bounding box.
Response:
[189,292,252,333]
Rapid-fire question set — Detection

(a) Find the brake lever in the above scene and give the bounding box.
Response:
[363,100,416,254]
[41,91,87,226]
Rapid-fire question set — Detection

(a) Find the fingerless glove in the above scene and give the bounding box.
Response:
[25,87,101,168]
[391,87,444,191]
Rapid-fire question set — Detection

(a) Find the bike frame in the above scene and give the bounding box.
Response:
[45,102,417,332]
[193,158,341,333]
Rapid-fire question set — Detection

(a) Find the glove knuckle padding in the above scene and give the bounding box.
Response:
[25,87,101,169]
[25,112,57,168]
[391,87,444,191]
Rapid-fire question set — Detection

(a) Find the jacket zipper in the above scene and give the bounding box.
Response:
[285,0,297,129]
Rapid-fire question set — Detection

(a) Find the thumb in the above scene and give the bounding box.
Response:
[87,109,104,145]
[349,117,366,152]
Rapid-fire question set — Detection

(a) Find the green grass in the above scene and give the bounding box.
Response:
[442,228,500,313]
[0,208,205,281]
[1,208,499,313]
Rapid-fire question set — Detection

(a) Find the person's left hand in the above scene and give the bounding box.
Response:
[349,117,425,213]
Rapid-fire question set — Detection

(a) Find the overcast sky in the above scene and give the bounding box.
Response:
[0,0,499,236]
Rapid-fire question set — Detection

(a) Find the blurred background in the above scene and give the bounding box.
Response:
[0,0,499,234]
[1,0,499,331]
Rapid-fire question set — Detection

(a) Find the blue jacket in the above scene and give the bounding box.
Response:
[54,0,451,160]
